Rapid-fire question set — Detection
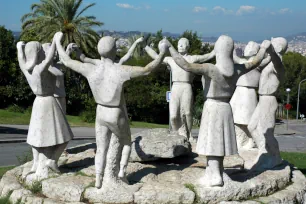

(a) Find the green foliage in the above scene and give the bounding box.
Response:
[6,105,25,113]
[25,181,42,195]
[281,151,306,175]
[0,191,12,204]
[21,0,103,58]
[184,183,199,203]
[0,166,15,179]
[277,52,306,115]
[0,26,34,109]
[16,149,33,165]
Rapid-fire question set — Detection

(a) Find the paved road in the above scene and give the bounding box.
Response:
[0,122,305,166]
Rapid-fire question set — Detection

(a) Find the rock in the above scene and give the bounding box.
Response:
[134,182,195,204]
[9,189,32,204]
[255,169,306,204]
[84,182,141,203]
[62,148,95,168]
[21,196,44,204]
[130,128,191,162]
[0,172,22,196]
[195,164,291,204]
[42,175,94,202]
[126,162,158,184]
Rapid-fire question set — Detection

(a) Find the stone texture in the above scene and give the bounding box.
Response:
[0,172,22,196]
[130,128,191,162]
[42,175,94,202]
[84,182,141,204]
[134,182,195,204]
[9,189,32,204]
[195,164,291,204]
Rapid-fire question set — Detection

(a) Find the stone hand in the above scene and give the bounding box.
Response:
[260,40,271,50]
[158,39,169,53]
[136,36,145,43]
[17,41,25,49]
[54,32,64,43]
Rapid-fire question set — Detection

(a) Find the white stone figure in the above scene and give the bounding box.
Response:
[54,32,167,188]
[42,43,74,113]
[230,42,271,151]
[17,38,74,181]
[165,36,270,187]
[67,37,144,180]
[248,37,288,171]
[145,38,215,140]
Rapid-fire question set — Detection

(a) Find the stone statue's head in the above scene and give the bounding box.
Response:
[177,38,190,54]
[25,41,44,64]
[97,36,116,61]
[244,41,260,57]
[214,35,234,57]
[271,37,288,55]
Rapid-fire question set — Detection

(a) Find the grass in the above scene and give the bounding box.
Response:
[0,191,12,204]
[281,151,306,175]
[0,109,168,128]
[0,166,15,179]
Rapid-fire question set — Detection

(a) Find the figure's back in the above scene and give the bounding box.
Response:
[87,61,130,106]
[258,62,284,95]
[24,67,56,96]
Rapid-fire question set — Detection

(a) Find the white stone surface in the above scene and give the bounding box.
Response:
[167,35,271,187]
[248,37,288,171]
[145,38,215,140]
[17,39,73,180]
[42,175,94,202]
[134,182,195,204]
[129,128,191,162]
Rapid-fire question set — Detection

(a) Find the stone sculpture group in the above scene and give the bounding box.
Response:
[17,31,287,190]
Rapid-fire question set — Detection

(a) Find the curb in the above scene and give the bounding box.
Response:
[0,137,95,144]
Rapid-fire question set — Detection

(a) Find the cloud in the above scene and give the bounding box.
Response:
[116,3,140,10]
[213,6,233,15]
[144,5,151,10]
[279,8,291,14]
[193,6,207,13]
[236,5,256,15]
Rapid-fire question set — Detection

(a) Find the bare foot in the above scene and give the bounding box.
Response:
[95,174,103,189]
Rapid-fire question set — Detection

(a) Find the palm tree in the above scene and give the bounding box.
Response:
[21,0,103,57]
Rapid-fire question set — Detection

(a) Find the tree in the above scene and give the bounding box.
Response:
[0,26,33,108]
[21,0,103,57]
[277,52,306,115]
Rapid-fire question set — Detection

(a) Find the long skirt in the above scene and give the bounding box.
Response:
[27,95,74,147]
[196,99,238,156]
[230,86,258,125]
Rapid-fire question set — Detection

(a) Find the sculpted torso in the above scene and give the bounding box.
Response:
[258,62,284,95]
[236,69,261,88]
[86,61,130,106]
[166,56,195,82]
[23,66,56,96]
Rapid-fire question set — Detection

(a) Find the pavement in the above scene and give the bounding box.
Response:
[0,120,305,167]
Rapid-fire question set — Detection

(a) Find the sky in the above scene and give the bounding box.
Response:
[0,0,306,42]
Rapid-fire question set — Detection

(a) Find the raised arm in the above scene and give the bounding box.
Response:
[243,40,270,70]
[166,39,217,76]
[17,41,37,71]
[54,32,95,77]
[190,50,215,63]
[122,41,167,78]
[66,43,100,65]
[267,46,284,71]
[233,49,248,64]
[118,36,144,65]
[144,45,169,64]
[258,55,271,70]
[35,40,57,74]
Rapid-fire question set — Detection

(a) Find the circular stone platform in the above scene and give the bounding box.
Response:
[0,142,305,204]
